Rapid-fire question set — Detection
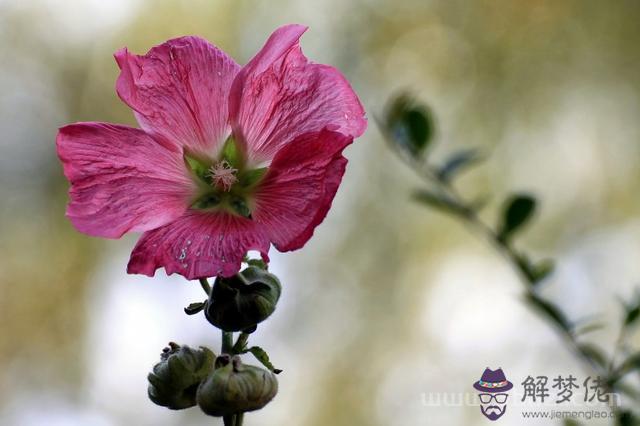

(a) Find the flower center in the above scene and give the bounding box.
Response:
[207,160,238,192]
[183,137,267,218]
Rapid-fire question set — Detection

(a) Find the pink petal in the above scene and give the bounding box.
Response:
[229,24,367,165]
[127,212,270,279]
[252,129,352,251]
[57,122,195,238]
[115,36,240,155]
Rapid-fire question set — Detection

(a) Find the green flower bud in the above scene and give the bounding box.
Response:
[147,342,215,410]
[197,355,278,417]
[205,266,281,332]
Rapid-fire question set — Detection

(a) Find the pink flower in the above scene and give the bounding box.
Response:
[56,24,366,279]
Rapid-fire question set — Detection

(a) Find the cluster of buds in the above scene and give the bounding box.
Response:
[147,266,282,419]
[148,344,278,417]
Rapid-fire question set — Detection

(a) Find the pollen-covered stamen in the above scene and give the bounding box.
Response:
[207,160,238,192]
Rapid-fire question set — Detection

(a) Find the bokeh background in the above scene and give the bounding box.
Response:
[2,0,640,425]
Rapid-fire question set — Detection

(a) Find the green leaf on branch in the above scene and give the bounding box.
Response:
[413,190,471,217]
[613,352,640,382]
[514,254,554,285]
[625,306,640,327]
[577,343,608,369]
[384,94,435,157]
[575,322,605,336]
[531,259,555,282]
[622,292,640,328]
[525,293,571,332]
[184,301,207,315]
[497,194,537,243]
[243,346,282,374]
[437,149,484,183]
[617,410,640,426]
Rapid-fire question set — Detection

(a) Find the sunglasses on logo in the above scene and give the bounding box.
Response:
[478,393,509,404]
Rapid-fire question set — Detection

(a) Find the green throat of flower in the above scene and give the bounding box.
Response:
[184,137,267,218]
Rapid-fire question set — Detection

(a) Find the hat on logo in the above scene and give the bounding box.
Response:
[473,368,513,393]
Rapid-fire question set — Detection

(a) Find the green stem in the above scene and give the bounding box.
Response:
[232,332,250,354]
[221,330,236,424]
[199,277,212,296]
[234,412,244,426]
[222,330,234,354]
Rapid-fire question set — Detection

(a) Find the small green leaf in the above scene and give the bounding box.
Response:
[617,410,640,426]
[384,94,435,157]
[498,194,537,243]
[564,420,582,426]
[625,306,640,327]
[575,322,605,336]
[613,352,640,381]
[525,293,571,332]
[437,149,484,183]
[184,301,207,315]
[412,190,470,217]
[243,346,282,374]
[578,343,608,369]
[531,259,555,282]
[514,254,554,285]
[622,292,640,328]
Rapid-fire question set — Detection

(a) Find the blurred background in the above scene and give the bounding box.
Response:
[1,0,640,424]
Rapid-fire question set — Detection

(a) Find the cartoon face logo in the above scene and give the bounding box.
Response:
[473,368,513,421]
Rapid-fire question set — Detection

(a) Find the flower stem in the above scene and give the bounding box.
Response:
[234,412,244,426]
[222,330,233,354]
[232,332,250,354]
[221,330,235,425]
[199,277,212,296]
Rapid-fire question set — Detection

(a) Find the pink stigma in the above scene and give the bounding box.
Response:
[207,160,238,191]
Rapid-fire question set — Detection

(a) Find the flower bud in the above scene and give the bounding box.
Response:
[197,355,278,416]
[205,266,281,332]
[147,342,215,410]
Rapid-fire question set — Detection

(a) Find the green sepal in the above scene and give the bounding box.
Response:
[239,167,268,188]
[221,137,243,169]
[229,196,251,218]
[184,153,211,183]
[191,193,221,210]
